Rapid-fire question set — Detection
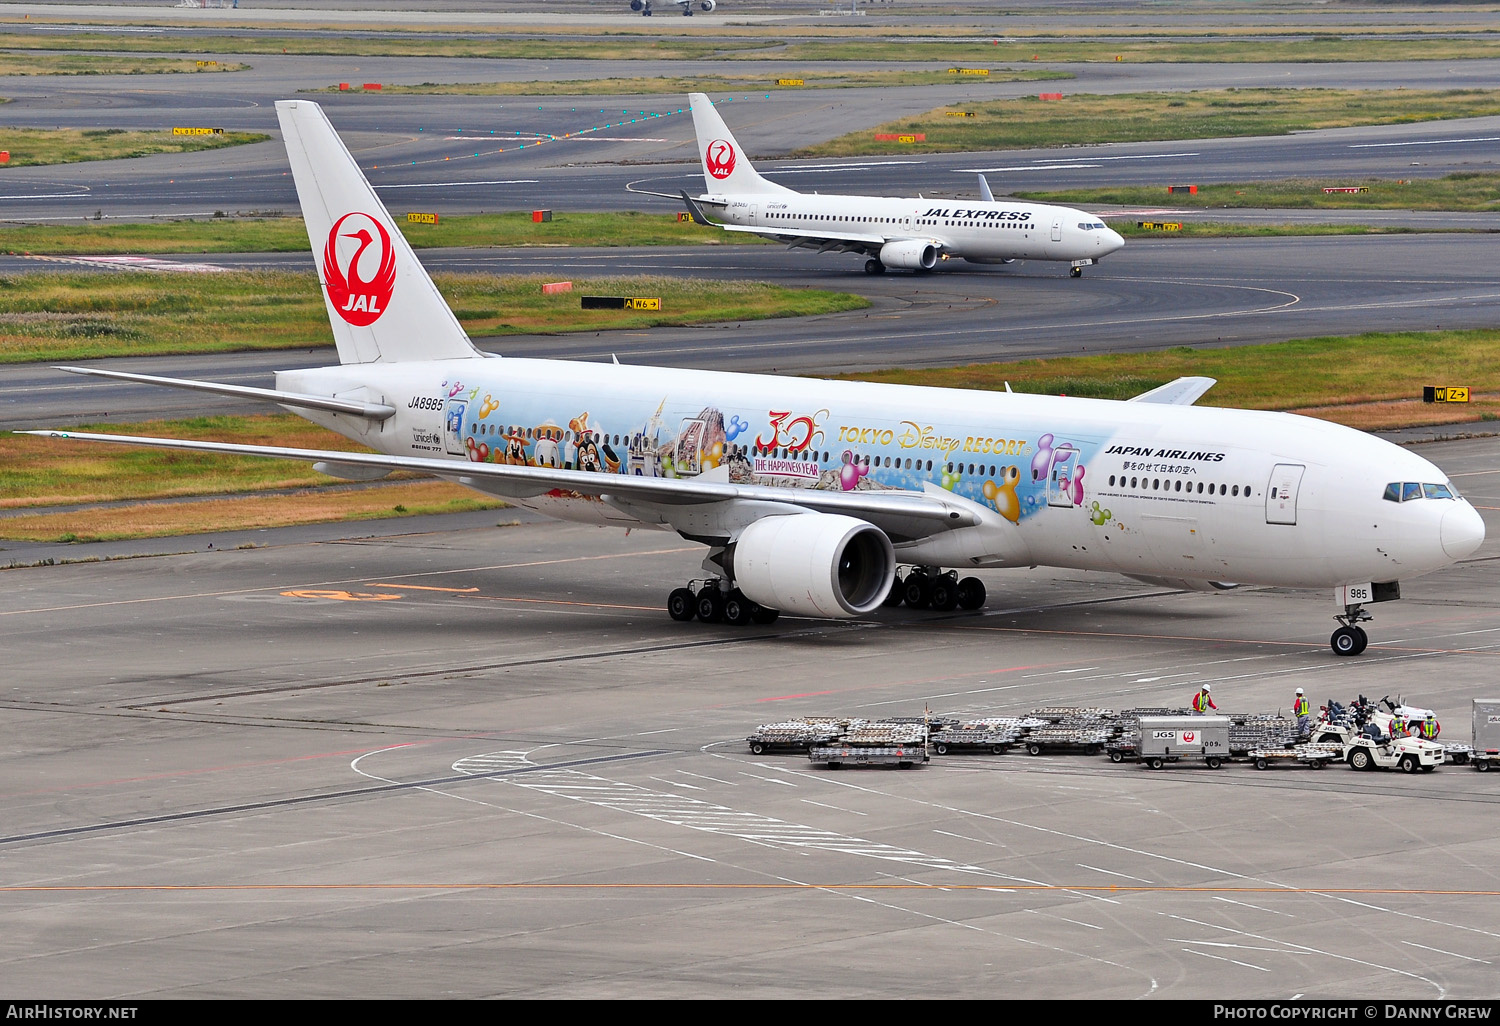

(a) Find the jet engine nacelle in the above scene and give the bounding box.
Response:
[630,0,646,10]
[732,513,895,618]
[699,0,717,10]
[879,239,937,271]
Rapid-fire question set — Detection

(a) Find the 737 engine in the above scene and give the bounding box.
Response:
[879,239,938,271]
[731,513,895,618]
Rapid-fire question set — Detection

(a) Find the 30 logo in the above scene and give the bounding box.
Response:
[705,139,736,180]
[323,212,396,326]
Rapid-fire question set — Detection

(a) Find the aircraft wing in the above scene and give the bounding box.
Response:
[685,191,891,249]
[1127,376,1218,406]
[19,429,980,542]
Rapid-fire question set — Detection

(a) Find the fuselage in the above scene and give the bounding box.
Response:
[704,190,1126,264]
[280,359,1483,590]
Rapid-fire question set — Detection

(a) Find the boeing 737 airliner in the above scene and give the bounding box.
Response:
[678,93,1125,276]
[27,100,1483,656]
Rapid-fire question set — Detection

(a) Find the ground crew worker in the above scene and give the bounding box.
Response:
[1293,688,1311,732]
[1420,713,1440,740]
[1191,684,1217,714]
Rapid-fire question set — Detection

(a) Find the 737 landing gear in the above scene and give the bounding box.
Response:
[1069,266,1083,278]
[667,579,779,626]
[1330,603,1372,656]
[864,258,886,276]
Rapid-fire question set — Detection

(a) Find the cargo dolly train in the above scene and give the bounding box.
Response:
[744,698,1499,774]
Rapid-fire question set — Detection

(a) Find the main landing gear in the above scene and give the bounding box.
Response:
[667,579,780,627]
[883,567,987,612]
[864,258,886,276]
[1331,602,1372,656]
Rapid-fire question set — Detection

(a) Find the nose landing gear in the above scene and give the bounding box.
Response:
[1331,602,1372,656]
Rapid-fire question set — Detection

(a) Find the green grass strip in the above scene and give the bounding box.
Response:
[1023,172,1500,213]
[851,330,1500,431]
[313,68,1071,96]
[0,211,766,255]
[0,272,868,363]
[0,127,267,168]
[799,88,1500,156]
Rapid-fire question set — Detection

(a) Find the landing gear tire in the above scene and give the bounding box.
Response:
[1069,266,1083,278]
[1331,626,1365,656]
[864,258,886,276]
[957,576,986,610]
[929,577,960,612]
[723,590,755,627]
[750,605,780,625]
[696,586,724,623]
[667,587,696,622]
[903,573,932,609]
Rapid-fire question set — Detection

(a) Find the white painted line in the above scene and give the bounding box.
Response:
[1350,136,1500,148]
[955,163,1100,172]
[1401,941,1492,965]
[1214,895,1294,917]
[1076,863,1151,884]
[376,179,540,189]
[936,830,1006,847]
[1183,948,1271,972]
[801,798,866,815]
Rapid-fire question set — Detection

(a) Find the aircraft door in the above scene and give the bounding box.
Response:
[443,397,468,456]
[1265,463,1305,525]
[749,204,758,226]
[1051,220,1062,242]
[1046,443,1080,508]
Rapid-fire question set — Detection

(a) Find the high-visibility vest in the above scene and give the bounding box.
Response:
[1421,718,1439,739]
[1293,696,1309,717]
[1192,691,1209,712]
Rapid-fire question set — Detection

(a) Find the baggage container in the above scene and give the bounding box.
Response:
[1138,715,1230,770]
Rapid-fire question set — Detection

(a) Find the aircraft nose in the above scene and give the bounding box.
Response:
[1104,226,1126,254]
[1441,503,1486,559]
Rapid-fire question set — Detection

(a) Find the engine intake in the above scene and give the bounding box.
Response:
[732,513,894,618]
[879,239,937,271]
[699,0,717,10]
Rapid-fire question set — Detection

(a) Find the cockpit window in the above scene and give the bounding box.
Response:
[1385,481,1458,502]
[1076,222,1108,231]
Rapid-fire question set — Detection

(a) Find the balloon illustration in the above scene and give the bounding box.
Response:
[1070,464,1087,506]
[1030,433,1054,481]
[839,450,869,491]
[1089,501,1112,526]
[940,466,961,491]
[983,466,1022,523]
[725,415,749,442]
[446,380,465,398]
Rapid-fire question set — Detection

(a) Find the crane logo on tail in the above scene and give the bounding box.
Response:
[705,139,736,180]
[323,212,396,326]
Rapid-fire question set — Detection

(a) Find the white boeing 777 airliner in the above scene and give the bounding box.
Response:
[678,92,1125,276]
[28,101,1483,656]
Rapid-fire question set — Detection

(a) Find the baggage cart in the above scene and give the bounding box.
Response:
[1473,699,1500,772]
[1138,715,1230,769]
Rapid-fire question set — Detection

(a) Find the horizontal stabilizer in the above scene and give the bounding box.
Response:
[1127,376,1217,406]
[52,365,397,420]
